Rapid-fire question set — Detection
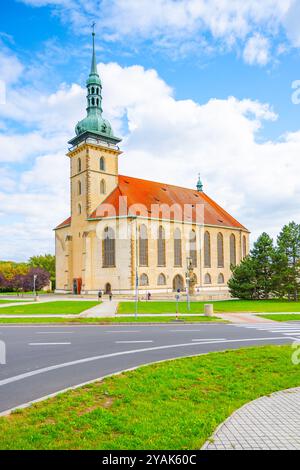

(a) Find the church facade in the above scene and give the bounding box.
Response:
[55,33,250,296]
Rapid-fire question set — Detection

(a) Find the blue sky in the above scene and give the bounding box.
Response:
[1,0,300,260]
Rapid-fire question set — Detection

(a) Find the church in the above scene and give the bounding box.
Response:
[55,32,250,297]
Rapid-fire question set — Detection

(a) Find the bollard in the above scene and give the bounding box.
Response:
[204,304,214,317]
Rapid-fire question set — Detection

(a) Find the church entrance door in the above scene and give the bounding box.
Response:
[105,283,112,295]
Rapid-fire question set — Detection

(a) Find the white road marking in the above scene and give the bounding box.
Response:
[29,343,71,346]
[115,340,153,344]
[192,338,226,342]
[0,336,289,388]
[169,330,206,332]
[36,332,74,334]
[105,331,141,333]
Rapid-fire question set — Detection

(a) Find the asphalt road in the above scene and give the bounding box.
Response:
[0,322,298,414]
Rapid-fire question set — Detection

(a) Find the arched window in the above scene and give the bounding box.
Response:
[96,88,99,95]
[174,228,182,267]
[139,273,149,286]
[103,227,116,267]
[204,231,211,268]
[78,180,82,195]
[91,87,95,94]
[230,234,236,266]
[77,158,81,173]
[157,226,166,266]
[189,229,197,267]
[218,273,225,284]
[78,203,82,215]
[217,233,224,268]
[243,235,247,259]
[158,273,166,286]
[100,179,106,195]
[204,273,212,284]
[96,98,99,106]
[92,98,95,106]
[139,224,148,267]
[100,157,105,171]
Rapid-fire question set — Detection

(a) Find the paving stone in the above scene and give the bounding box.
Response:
[203,387,300,450]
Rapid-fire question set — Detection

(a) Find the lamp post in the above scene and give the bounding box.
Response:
[186,256,192,312]
[33,274,38,302]
[131,216,138,318]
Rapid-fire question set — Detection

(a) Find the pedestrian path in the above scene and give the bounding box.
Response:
[216,313,275,324]
[80,301,118,317]
[233,322,300,341]
[203,387,300,450]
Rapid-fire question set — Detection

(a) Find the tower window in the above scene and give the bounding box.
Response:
[100,157,105,171]
[92,98,95,106]
[78,158,81,173]
[78,203,82,215]
[100,179,106,194]
[91,87,95,94]
[78,180,82,195]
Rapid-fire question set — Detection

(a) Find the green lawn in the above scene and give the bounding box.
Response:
[0,316,223,324]
[0,345,299,450]
[260,314,300,322]
[118,299,300,314]
[0,301,99,315]
[0,300,30,304]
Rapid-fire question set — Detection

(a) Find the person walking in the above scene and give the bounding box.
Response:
[109,292,113,302]
[98,289,102,301]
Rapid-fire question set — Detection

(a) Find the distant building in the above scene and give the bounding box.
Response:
[55,32,249,296]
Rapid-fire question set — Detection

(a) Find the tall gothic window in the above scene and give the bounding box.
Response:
[230,234,236,266]
[174,228,182,267]
[78,180,82,195]
[100,179,106,194]
[217,233,224,268]
[204,231,211,268]
[139,224,148,267]
[78,158,82,173]
[158,273,166,285]
[189,229,197,267]
[103,227,116,267]
[157,226,166,267]
[243,235,247,259]
[139,273,149,286]
[100,157,105,171]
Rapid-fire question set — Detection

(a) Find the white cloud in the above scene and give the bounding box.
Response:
[243,34,271,65]
[18,0,300,65]
[1,60,300,260]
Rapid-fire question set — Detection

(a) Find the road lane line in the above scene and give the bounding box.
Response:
[192,338,226,342]
[0,336,289,388]
[115,340,153,344]
[29,343,71,346]
[36,332,74,334]
[105,331,141,333]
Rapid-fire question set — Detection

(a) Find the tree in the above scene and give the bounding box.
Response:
[276,222,300,301]
[228,257,257,299]
[250,233,275,300]
[28,254,55,290]
[21,268,50,292]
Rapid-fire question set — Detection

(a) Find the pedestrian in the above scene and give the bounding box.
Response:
[109,292,113,302]
[147,292,151,301]
[98,289,102,301]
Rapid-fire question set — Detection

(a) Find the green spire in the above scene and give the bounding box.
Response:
[90,23,97,75]
[197,173,203,192]
[74,26,117,141]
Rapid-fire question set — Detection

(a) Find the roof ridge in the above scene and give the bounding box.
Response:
[119,174,200,193]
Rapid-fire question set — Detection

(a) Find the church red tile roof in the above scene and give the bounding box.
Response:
[56,175,248,230]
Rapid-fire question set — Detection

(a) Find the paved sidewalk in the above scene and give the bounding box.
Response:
[80,300,118,317]
[203,387,300,450]
[216,313,275,323]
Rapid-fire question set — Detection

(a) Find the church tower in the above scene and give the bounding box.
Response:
[67,28,122,222]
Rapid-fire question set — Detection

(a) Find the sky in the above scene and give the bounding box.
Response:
[1,0,300,261]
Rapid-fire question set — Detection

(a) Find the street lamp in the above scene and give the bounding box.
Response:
[33,274,38,302]
[186,256,192,312]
